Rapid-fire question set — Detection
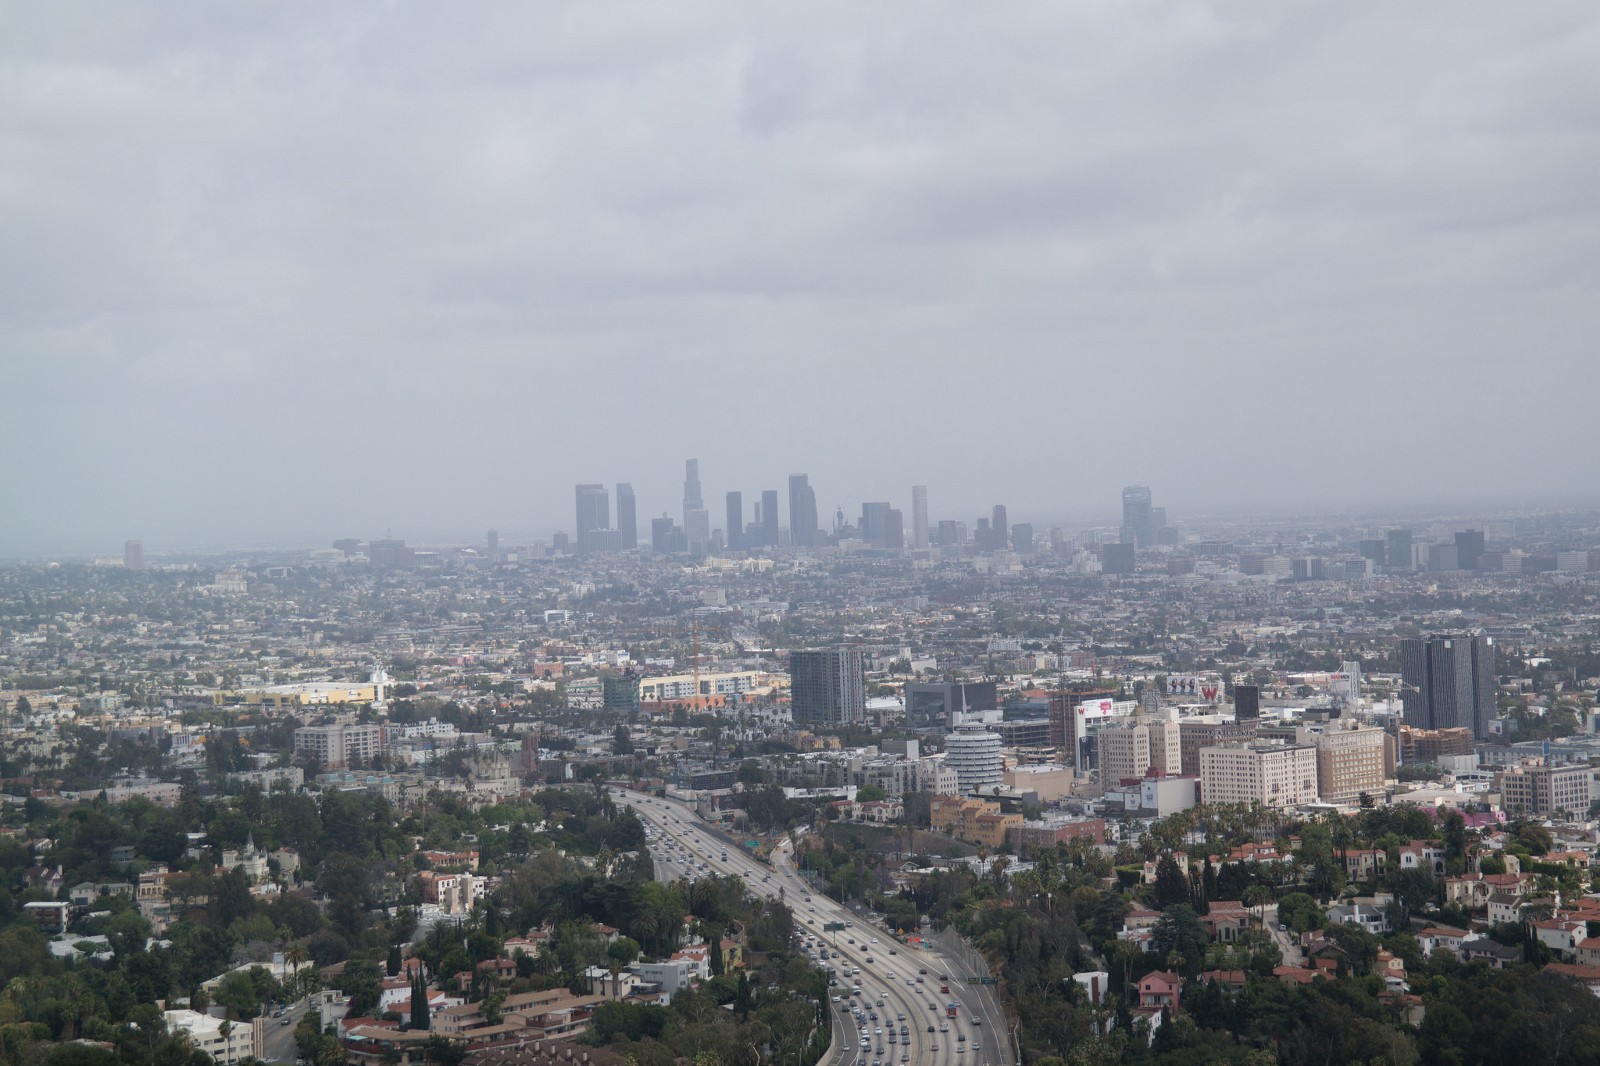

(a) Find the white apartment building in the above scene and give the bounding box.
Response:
[292,723,385,769]
[163,1010,258,1063]
[1200,742,1318,808]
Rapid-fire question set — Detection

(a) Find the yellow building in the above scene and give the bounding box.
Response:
[638,670,787,704]
[930,795,1022,848]
[224,682,382,709]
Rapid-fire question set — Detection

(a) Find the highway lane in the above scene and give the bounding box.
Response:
[615,788,1010,1066]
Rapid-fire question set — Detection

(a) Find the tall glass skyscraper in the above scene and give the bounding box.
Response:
[1122,485,1154,546]
[1399,635,1496,739]
[911,485,929,548]
[788,473,818,548]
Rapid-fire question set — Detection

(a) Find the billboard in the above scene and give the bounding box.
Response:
[1076,698,1116,720]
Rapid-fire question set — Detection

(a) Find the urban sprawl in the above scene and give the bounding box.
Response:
[7,473,1600,1066]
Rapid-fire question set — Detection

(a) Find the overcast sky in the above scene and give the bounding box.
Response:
[4,3,1598,556]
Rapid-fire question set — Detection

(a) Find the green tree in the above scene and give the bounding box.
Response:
[1276,892,1326,934]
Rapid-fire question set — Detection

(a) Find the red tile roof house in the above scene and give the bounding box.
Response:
[1272,965,1318,986]
[1137,971,1182,1010]
[1546,963,1600,995]
[1532,918,1587,959]
[1415,927,1481,960]
[1197,970,1248,993]
[1199,901,1254,943]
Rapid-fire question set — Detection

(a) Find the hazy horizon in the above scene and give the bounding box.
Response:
[5,4,1598,557]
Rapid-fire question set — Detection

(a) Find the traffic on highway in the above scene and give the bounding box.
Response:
[609,787,1010,1066]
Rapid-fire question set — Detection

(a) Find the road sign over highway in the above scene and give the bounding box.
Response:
[824,922,846,932]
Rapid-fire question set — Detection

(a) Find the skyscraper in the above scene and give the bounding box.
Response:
[861,502,892,547]
[124,539,144,570]
[574,484,609,554]
[1011,523,1034,554]
[788,474,818,548]
[884,509,904,551]
[682,459,703,530]
[1122,486,1154,546]
[1455,530,1485,571]
[911,485,929,548]
[724,491,744,551]
[760,489,780,548]
[1101,542,1136,575]
[615,484,637,550]
[1399,635,1496,739]
[991,505,1009,551]
[1385,529,1414,573]
[789,647,865,727]
[685,508,710,555]
[651,515,678,553]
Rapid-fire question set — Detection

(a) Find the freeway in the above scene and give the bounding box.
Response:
[612,788,1012,1066]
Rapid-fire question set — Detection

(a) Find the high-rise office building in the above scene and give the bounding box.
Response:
[991,505,1009,550]
[725,491,744,551]
[788,474,818,548]
[124,539,144,570]
[1101,542,1136,575]
[1399,635,1496,739]
[1122,486,1154,547]
[760,489,780,548]
[911,485,929,548]
[682,459,703,522]
[906,681,999,733]
[650,515,680,553]
[1012,523,1034,554]
[789,647,865,727]
[487,529,499,555]
[884,509,904,551]
[574,484,609,554]
[1455,530,1485,571]
[616,484,637,550]
[685,508,710,555]
[1385,529,1414,573]
[861,502,892,547]
[937,520,965,548]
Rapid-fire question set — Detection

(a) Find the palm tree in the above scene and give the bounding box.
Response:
[285,943,308,997]
[1243,885,1274,931]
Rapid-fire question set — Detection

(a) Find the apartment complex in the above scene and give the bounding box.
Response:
[929,795,1023,849]
[788,648,865,727]
[293,722,385,769]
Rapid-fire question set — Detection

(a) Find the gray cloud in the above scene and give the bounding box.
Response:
[2,2,1597,555]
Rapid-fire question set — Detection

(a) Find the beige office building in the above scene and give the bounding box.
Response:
[1098,715,1181,785]
[1199,742,1318,808]
[1310,722,1390,806]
